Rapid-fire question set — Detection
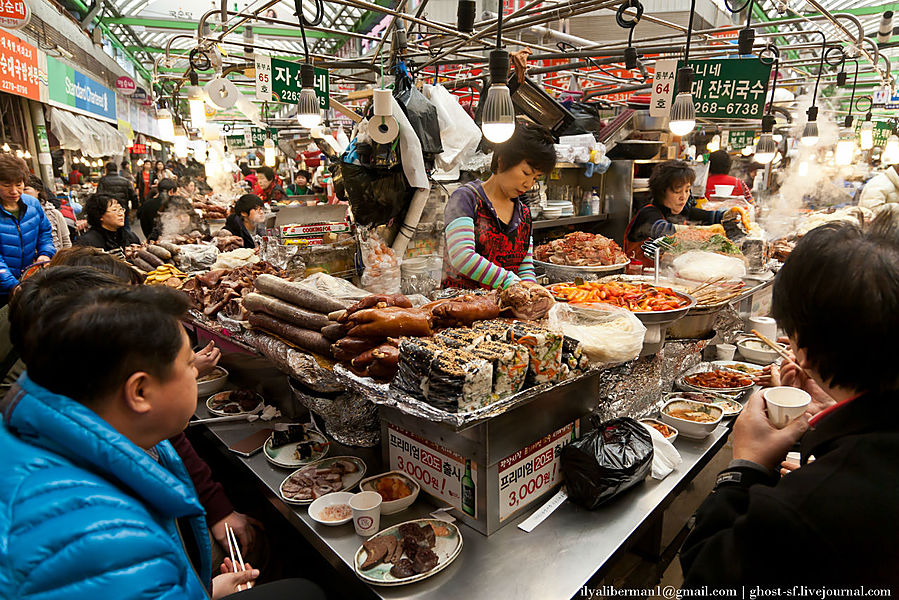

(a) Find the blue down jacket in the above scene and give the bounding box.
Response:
[0,193,56,293]
[0,374,212,599]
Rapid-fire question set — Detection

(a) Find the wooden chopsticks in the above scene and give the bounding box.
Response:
[225,522,253,590]
[750,329,813,379]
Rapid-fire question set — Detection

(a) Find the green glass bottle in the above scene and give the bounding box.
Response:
[461,459,475,517]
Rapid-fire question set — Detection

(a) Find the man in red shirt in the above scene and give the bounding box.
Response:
[705,150,753,203]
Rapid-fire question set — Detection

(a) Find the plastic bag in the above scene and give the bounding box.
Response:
[547,303,646,363]
[360,237,401,294]
[561,417,654,509]
[340,161,412,227]
[425,84,481,172]
[394,65,443,158]
[295,272,370,302]
[672,250,746,281]
[640,423,682,480]
[212,247,259,270]
[176,243,220,272]
[558,101,604,136]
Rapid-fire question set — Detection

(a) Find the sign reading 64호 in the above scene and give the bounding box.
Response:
[254,53,329,109]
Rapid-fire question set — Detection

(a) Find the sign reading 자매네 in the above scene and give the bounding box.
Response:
[224,127,277,149]
[651,58,771,120]
[254,53,329,109]
[47,56,116,121]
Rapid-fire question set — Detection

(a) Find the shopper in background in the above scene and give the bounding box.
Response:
[224,193,264,249]
[705,150,753,203]
[859,163,899,211]
[25,176,70,250]
[177,176,197,199]
[0,154,55,303]
[680,213,899,589]
[196,170,212,194]
[119,160,135,185]
[239,162,257,190]
[97,162,139,216]
[137,159,154,205]
[68,166,83,186]
[255,166,287,206]
[139,178,176,239]
[286,170,313,195]
[151,194,208,240]
[76,194,139,253]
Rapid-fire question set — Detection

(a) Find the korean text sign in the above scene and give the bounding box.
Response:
[255,54,330,109]
[676,58,771,119]
[0,29,39,101]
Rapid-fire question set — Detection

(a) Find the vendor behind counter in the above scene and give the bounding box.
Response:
[625,160,732,263]
[442,122,556,290]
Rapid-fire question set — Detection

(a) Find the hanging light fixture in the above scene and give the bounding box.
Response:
[707,133,721,153]
[173,125,189,158]
[264,136,276,167]
[834,138,855,166]
[856,96,875,151]
[156,107,175,142]
[1,143,9,153]
[14,149,23,158]
[754,132,777,164]
[22,150,31,159]
[669,0,697,137]
[754,45,779,164]
[883,133,899,164]
[297,64,322,128]
[480,0,515,144]
[72,156,79,164]
[842,59,860,128]
[741,145,754,156]
[187,72,207,130]
[801,37,839,148]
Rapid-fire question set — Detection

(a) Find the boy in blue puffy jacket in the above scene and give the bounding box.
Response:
[0,154,55,302]
[0,270,258,599]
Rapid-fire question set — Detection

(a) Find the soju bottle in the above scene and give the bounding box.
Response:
[461,459,475,517]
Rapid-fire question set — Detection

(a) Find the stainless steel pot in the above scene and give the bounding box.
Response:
[633,110,670,131]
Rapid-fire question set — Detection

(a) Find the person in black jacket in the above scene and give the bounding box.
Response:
[97,162,138,213]
[138,178,175,239]
[224,194,264,249]
[75,194,139,253]
[680,212,899,590]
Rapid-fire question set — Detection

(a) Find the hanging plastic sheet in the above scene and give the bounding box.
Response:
[424,84,482,172]
[393,62,443,160]
[48,108,126,157]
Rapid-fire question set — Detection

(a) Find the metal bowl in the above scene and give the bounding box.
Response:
[534,259,629,283]
[606,140,664,160]
[633,110,670,131]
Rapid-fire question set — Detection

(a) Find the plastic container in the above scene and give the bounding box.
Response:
[401,254,443,296]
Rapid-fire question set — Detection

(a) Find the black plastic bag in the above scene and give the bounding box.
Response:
[394,68,443,158]
[558,101,605,136]
[560,417,653,509]
[340,162,412,227]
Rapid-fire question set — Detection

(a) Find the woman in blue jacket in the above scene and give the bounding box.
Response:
[0,154,55,301]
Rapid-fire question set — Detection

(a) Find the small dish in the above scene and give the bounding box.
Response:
[205,389,263,417]
[354,519,462,586]
[264,429,329,468]
[639,418,678,443]
[359,471,420,515]
[737,337,783,364]
[711,360,763,376]
[279,456,367,505]
[660,399,723,439]
[197,367,228,397]
[308,492,354,526]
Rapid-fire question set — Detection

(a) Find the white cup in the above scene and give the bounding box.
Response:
[350,491,382,536]
[748,316,777,342]
[764,387,811,429]
[715,343,736,361]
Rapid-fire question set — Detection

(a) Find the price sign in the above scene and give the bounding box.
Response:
[675,58,771,119]
[498,420,578,522]
[387,424,477,518]
[649,59,678,117]
[254,53,329,109]
[725,130,756,151]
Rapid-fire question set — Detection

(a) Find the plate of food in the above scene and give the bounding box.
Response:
[359,471,420,515]
[308,491,354,526]
[279,456,367,505]
[264,425,329,468]
[206,389,263,416]
[354,519,462,586]
[677,363,755,393]
[664,391,744,417]
[197,366,228,397]
[711,360,763,376]
[639,418,678,443]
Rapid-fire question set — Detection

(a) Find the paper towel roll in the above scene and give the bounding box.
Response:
[369,115,399,144]
[373,88,392,117]
[205,77,239,110]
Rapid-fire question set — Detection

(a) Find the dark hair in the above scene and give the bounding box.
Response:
[105,162,118,174]
[160,194,193,215]
[158,178,177,192]
[708,150,732,175]
[178,176,194,188]
[82,194,120,229]
[155,161,165,170]
[25,175,51,204]
[0,154,29,184]
[239,162,252,177]
[772,211,899,394]
[490,122,556,175]
[14,280,190,405]
[257,166,275,181]
[233,194,263,217]
[295,170,311,181]
[49,246,143,285]
[649,160,695,204]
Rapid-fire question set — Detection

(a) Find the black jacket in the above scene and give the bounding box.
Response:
[680,392,899,589]
[224,214,255,249]
[138,194,163,239]
[97,173,138,211]
[75,226,140,253]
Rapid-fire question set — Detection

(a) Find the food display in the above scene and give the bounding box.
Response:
[355,520,461,584]
[666,407,719,422]
[640,419,676,438]
[198,367,226,383]
[319,504,352,522]
[535,232,628,266]
[193,199,229,220]
[279,456,366,503]
[206,390,262,416]
[548,281,690,312]
[144,264,189,289]
[182,262,287,319]
[683,370,753,390]
[660,230,742,256]
[123,242,178,273]
[498,281,554,320]
[374,476,413,502]
[660,399,724,439]
[265,427,329,468]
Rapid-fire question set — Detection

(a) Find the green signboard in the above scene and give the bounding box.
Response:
[255,54,329,110]
[725,130,756,150]
[225,127,278,150]
[675,58,771,119]
[853,120,892,148]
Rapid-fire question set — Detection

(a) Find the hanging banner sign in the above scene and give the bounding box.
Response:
[46,56,116,121]
[724,130,756,150]
[0,0,29,29]
[854,120,892,148]
[675,58,771,119]
[254,54,329,109]
[649,59,678,117]
[225,127,277,149]
[116,76,136,95]
[0,29,40,101]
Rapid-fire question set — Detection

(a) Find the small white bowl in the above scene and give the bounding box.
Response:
[714,184,735,196]
[308,491,354,526]
[197,367,228,397]
[358,471,420,515]
[660,399,723,439]
[640,418,678,444]
[737,337,782,364]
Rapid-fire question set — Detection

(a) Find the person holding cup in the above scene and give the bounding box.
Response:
[680,212,899,589]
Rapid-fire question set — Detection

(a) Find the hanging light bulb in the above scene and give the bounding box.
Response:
[754,133,777,164]
[263,136,276,167]
[156,107,175,142]
[669,67,696,136]
[801,106,819,147]
[297,64,322,128]
[798,160,809,176]
[173,126,188,158]
[187,86,207,130]
[72,156,79,164]
[707,134,720,153]
[741,145,754,156]
[14,149,22,158]
[835,139,855,165]
[859,118,875,151]
[883,134,899,164]
[1,142,9,152]
[22,150,31,159]
[194,139,207,162]
[481,49,516,143]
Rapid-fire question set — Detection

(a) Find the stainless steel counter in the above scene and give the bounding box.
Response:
[193,403,730,600]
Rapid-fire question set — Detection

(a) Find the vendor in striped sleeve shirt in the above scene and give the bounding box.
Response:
[442,123,556,290]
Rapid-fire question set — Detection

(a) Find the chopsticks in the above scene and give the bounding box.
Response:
[224,523,253,590]
[750,329,814,379]
[188,414,256,426]
[688,277,745,306]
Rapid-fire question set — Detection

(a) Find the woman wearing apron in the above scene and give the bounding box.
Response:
[625,160,727,264]
[442,123,556,290]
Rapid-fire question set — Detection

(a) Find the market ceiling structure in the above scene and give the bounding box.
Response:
[58,0,899,127]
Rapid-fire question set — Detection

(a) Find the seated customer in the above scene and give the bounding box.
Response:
[705,150,753,202]
[224,194,264,249]
[1,279,259,598]
[680,212,899,589]
[76,194,139,253]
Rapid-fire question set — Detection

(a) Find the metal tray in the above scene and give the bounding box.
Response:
[676,362,756,394]
[534,259,629,283]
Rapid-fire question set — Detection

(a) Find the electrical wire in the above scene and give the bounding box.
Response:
[554,41,646,83]
[294,0,325,62]
[496,0,503,49]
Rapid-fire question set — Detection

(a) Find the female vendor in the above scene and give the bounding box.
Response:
[442,122,556,289]
[625,160,729,262]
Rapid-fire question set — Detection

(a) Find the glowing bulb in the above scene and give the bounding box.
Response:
[754,133,777,164]
[194,139,206,162]
[773,133,783,143]
[859,121,874,150]
[801,120,819,147]
[187,86,207,129]
[883,135,899,164]
[297,63,322,129]
[834,139,854,166]
[481,84,516,143]
[1,143,9,152]
[14,149,22,158]
[72,156,79,164]
[173,126,188,158]
[798,160,809,176]
[263,137,276,167]
[156,108,175,142]
[707,134,720,153]
[669,92,696,136]
[741,145,754,156]
[22,150,31,159]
